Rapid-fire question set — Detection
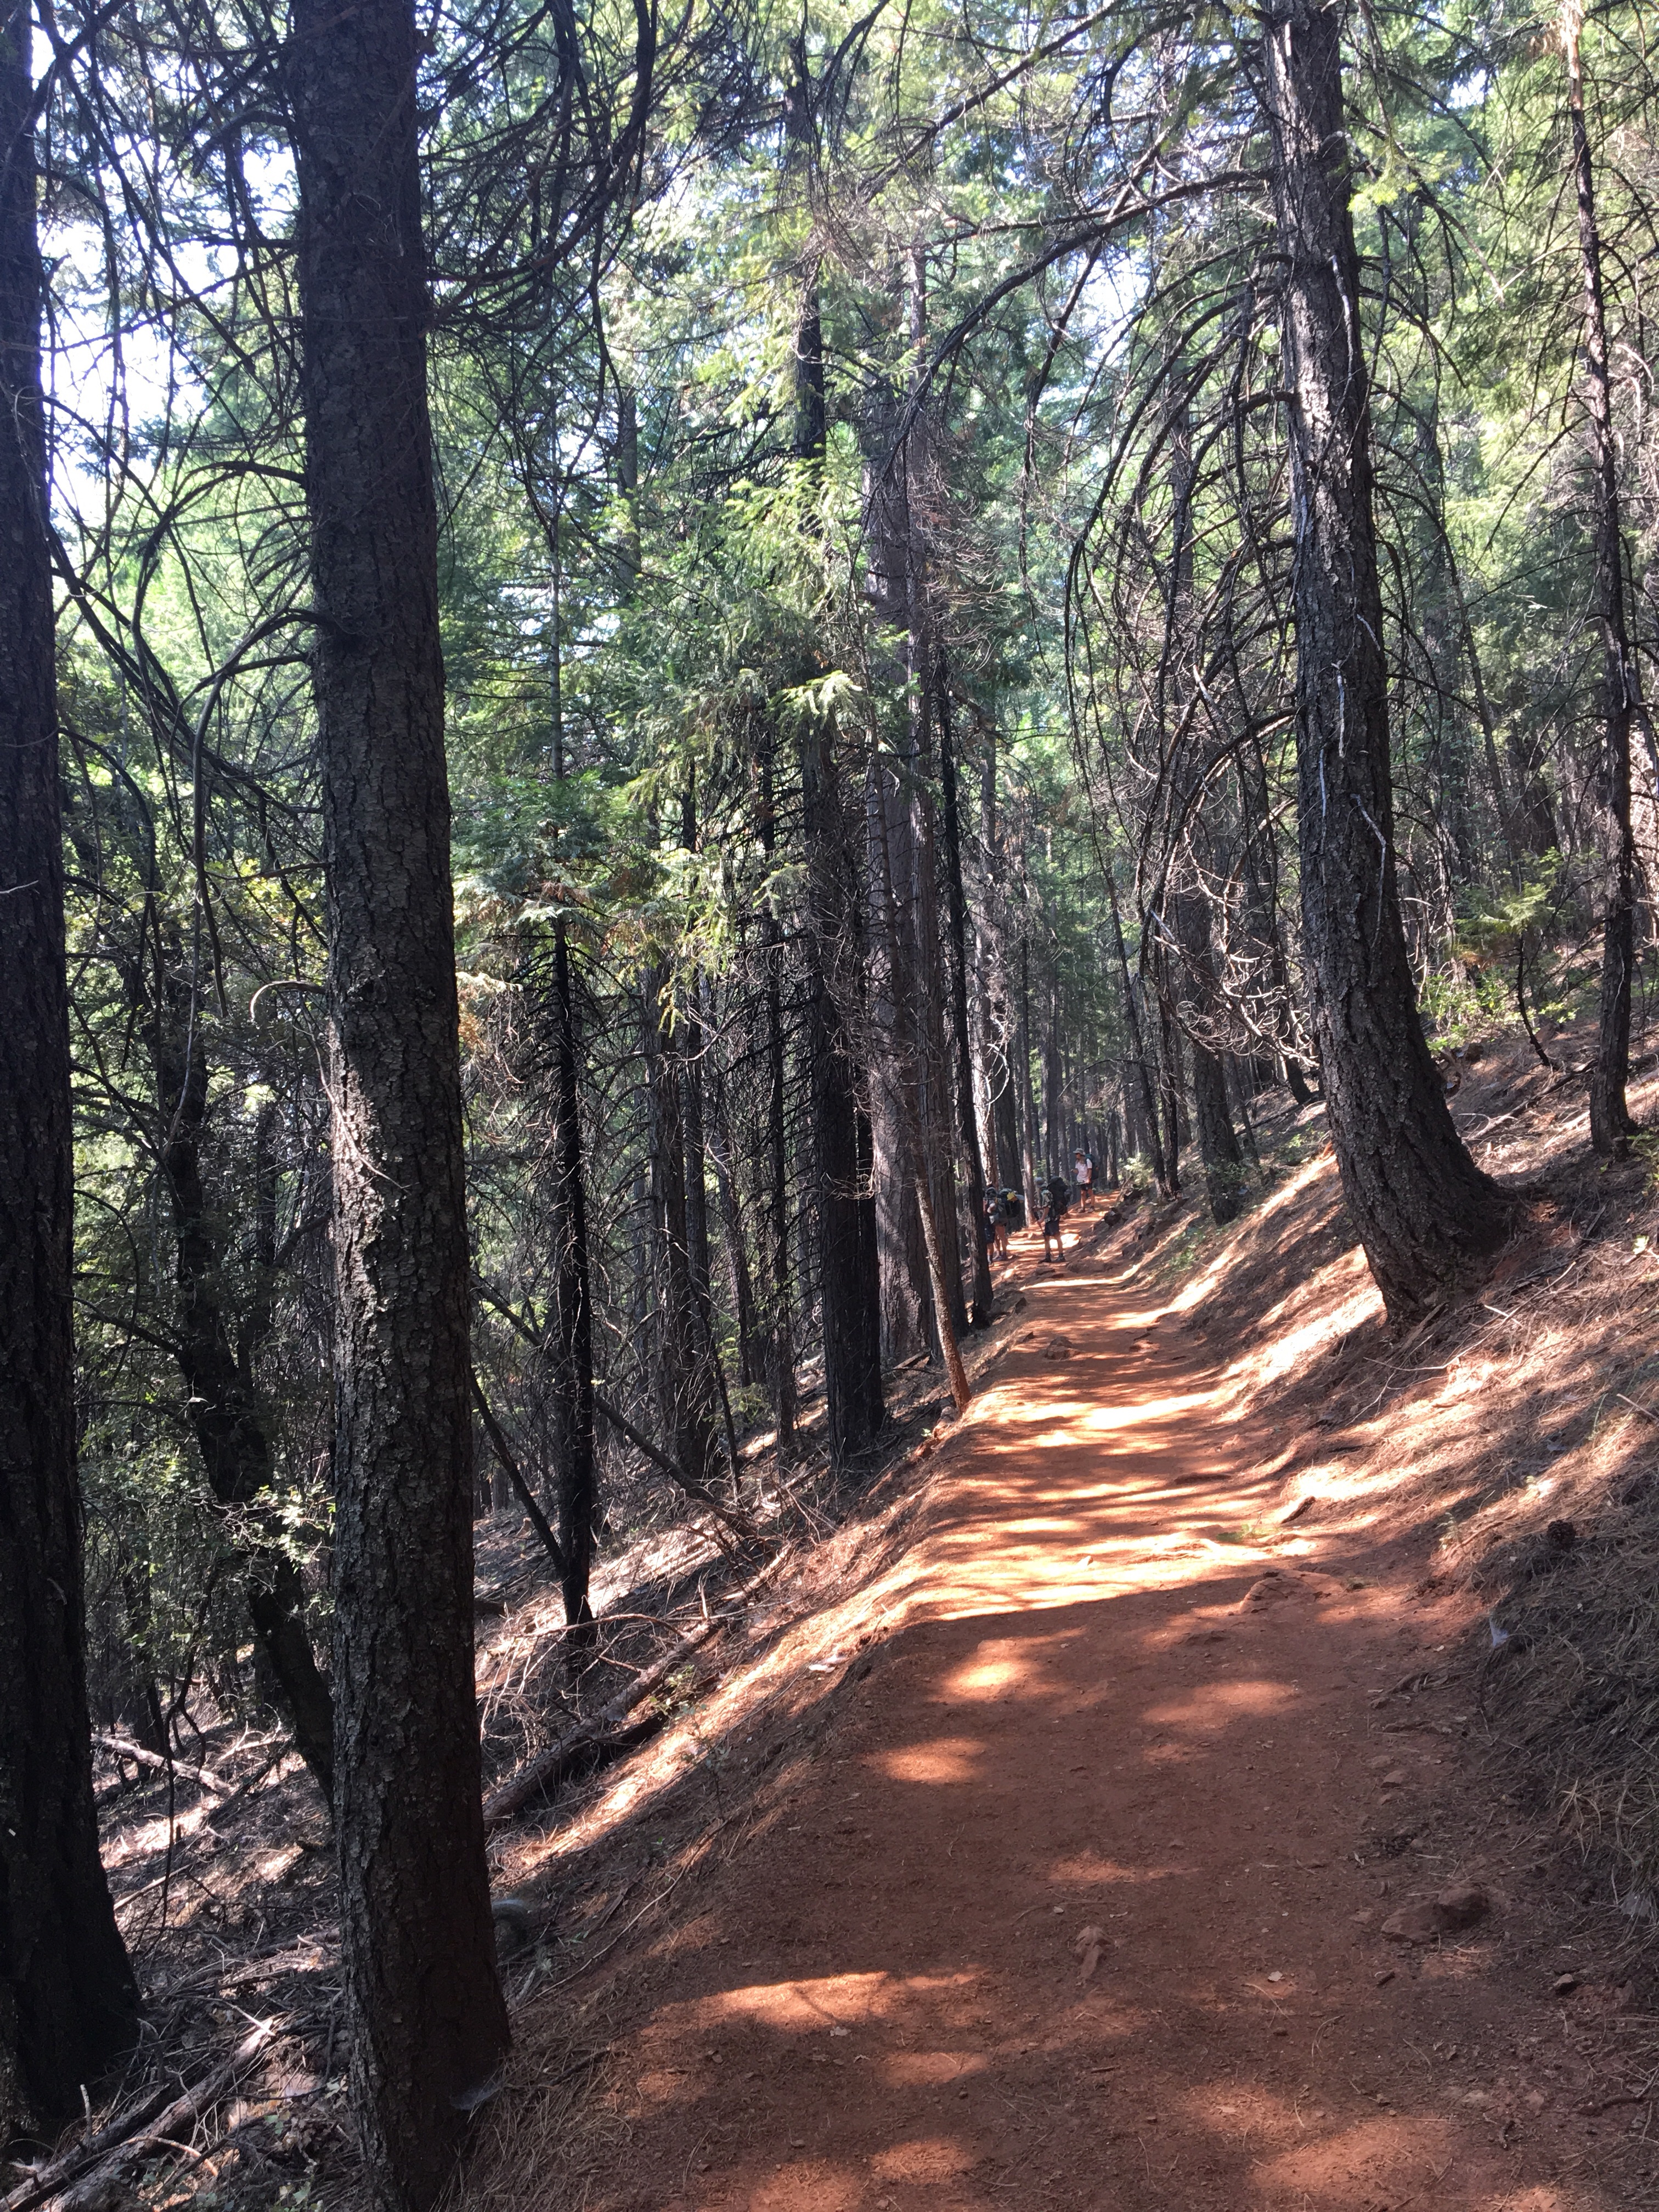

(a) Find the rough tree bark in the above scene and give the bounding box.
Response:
[0,10,139,2136]
[286,3,509,2202]
[1562,0,1639,1156]
[1262,0,1504,1318]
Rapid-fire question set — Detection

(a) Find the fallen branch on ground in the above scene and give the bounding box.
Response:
[2,2025,273,2212]
[92,1735,232,1797]
[482,1548,791,1829]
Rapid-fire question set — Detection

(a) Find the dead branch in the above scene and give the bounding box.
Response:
[482,1547,791,1828]
[594,1390,759,1543]
[471,1369,568,1578]
[91,1735,232,1797]
[3,2024,273,2212]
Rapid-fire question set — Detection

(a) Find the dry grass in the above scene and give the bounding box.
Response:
[1479,1497,1659,1915]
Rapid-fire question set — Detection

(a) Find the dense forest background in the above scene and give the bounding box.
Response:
[6,0,1659,2206]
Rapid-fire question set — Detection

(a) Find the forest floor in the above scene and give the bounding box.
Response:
[459,1039,1659,2212]
[47,1034,1659,2212]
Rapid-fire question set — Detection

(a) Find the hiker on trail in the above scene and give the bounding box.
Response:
[981,1188,1000,1267]
[1074,1150,1093,1211]
[1042,1172,1069,1261]
[990,1187,1010,1260]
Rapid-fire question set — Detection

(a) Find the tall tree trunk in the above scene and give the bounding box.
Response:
[791,215,884,1466]
[1563,1,1639,1155]
[0,15,139,2135]
[706,1068,763,1391]
[979,741,1021,1194]
[548,919,596,1634]
[803,721,886,1462]
[1174,891,1246,1224]
[680,796,715,1323]
[936,659,994,1322]
[539,420,599,1638]
[1262,0,1503,1319]
[145,994,335,1798]
[872,782,972,1413]
[864,345,945,1358]
[1103,865,1169,1192]
[755,751,798,1443]
[1148,947,1183,1189]
[287,5,508,2200]
[644,971,721,1493]
[1017,935,1042,1211]
[1238,737,1314,1103]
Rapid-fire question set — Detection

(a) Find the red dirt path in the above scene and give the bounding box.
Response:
[553,1217,1649,2212]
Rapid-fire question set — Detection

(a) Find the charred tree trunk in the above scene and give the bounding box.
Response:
[1563,1,1639,1155]
[1262,0,1503,1318]
[0,16,139,2134]
[287,3,509,2199]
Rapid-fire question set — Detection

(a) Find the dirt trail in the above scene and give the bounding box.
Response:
[582,1221,1640,2212]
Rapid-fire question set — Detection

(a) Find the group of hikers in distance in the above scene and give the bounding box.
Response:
[979,1148,1097,1269]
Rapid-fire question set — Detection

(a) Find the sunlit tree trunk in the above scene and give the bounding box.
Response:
[287,2,508,2198]
[1262,0,1503,1318]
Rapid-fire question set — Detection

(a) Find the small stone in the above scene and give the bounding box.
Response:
[1379,1770,1408,1788]
[1375,1968,1396,1986]
[1381,1882,1490,1944]
[1551,1972,1578,1996]
[1435,1881,1491,1929]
